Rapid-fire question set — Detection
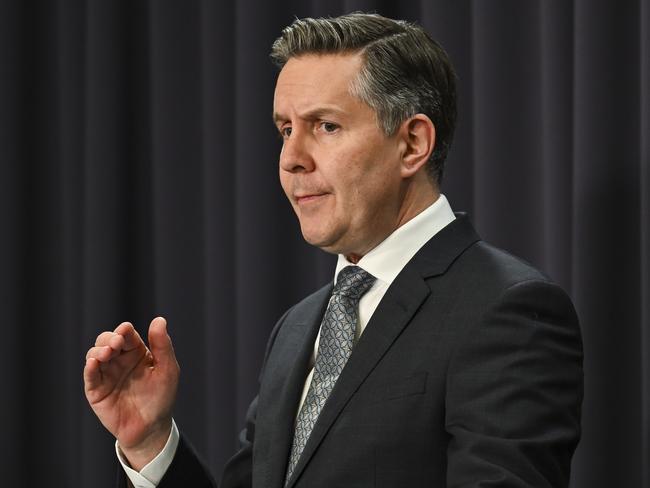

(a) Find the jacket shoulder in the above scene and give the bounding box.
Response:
[453,239,552,289]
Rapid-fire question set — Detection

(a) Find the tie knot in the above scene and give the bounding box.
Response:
[333,266,376,300]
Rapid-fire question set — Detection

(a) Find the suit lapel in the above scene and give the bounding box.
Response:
[285,215,480,487]
[285,264,431,487]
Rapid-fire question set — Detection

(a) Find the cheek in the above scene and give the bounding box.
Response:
[354,163,399,212]
[279,170,291,197]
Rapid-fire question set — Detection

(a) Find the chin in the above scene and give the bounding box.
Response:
[303,234,332,252]
[300,229,341,255]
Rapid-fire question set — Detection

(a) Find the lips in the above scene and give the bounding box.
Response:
[295,192,328,204]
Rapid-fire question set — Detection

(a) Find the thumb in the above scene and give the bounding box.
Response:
[148,316,177,369]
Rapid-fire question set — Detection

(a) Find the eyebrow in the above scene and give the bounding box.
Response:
[272,106,347,125]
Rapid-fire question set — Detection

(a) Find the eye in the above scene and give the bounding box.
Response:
[280,126,292,138]
[319,121,339,133]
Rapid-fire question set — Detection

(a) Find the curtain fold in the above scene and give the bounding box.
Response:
[571,1,643,485]
[198,0,238,468]
[640,2,650,487]
[540,0,574,290]
[1,1,648,486]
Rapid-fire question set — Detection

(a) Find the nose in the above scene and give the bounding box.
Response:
[279,129,315,173]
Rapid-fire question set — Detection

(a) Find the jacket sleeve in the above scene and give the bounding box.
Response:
[156,433,219,488]
[217,396,258,488]
[217,305,291,488]
[445,279,584,487]
[149,395,258,488]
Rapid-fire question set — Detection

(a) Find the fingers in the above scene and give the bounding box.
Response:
[114,322,146,352]
[148,317,177,370]
[83,357,102,393]
[85,322,146,376]
[86,336,127,363]
[95,331,115,347]
[84,317,172,389]
[86,345,115,362]
[92,322,144,356]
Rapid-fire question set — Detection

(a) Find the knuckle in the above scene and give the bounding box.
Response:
[86,346,103,360]
[95,331,113,346]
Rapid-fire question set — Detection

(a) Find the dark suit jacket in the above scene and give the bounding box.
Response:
[120,215,583,488]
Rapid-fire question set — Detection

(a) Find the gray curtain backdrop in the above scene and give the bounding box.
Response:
[1,0,648,486]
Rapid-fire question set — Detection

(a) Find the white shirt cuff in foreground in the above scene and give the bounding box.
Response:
[115,419,180,488]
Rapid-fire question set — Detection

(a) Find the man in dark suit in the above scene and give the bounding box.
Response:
[84,13,583,488]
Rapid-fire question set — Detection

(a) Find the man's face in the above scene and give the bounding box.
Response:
[273,53,405,259]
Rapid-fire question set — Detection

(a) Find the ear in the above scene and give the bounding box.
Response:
[398,114,436,179]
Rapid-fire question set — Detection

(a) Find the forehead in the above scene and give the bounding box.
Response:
[273,53,366,117]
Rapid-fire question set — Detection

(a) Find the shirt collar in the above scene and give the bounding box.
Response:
[335,194,456,286]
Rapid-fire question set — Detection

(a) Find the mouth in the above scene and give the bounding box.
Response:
[295,193,328,205]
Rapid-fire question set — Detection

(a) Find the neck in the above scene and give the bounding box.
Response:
[343,186,440,263]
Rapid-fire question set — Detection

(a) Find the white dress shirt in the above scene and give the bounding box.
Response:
[116,419,180,488]
[118,194,456,487]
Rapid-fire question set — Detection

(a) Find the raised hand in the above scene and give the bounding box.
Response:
[84,317,180,470]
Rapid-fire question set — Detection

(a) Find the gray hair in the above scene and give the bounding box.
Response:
[270,13,457,184]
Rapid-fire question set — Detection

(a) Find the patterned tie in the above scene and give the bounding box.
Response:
[284,265,376,485]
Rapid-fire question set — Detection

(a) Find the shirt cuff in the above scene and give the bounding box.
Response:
[115,419,180,488]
